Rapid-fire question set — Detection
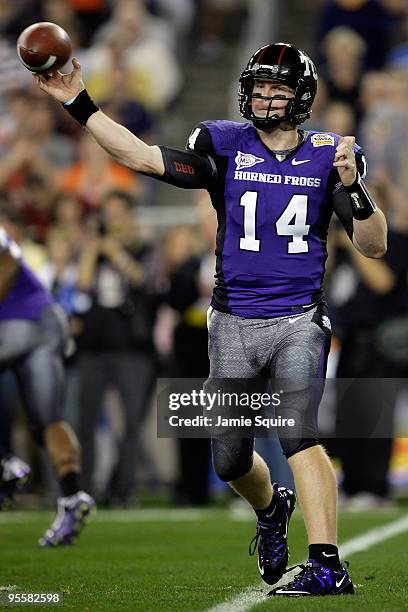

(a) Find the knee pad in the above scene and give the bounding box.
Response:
[280,437,319,459]
[211,437,254,482]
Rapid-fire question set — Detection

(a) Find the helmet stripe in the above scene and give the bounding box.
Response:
[277,45,287,65]
[256,45,269,64]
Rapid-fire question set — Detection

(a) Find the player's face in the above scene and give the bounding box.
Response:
[251,80,295,118]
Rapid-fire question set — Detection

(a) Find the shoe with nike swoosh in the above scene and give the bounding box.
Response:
[249,483,296,585]
[268,559,354,596]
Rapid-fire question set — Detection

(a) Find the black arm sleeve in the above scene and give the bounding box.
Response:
[158,146,217,189]
[153,123,220,190]
[331,150,375,238]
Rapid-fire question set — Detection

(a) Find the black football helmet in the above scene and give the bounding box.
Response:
[239,43,318,130]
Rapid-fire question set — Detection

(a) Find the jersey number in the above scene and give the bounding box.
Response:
[239,192,310,254]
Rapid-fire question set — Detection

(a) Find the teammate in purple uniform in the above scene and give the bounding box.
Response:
[36,42,386,596]
[0,227,96,546]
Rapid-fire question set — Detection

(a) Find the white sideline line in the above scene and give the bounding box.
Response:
[206,513,408,612]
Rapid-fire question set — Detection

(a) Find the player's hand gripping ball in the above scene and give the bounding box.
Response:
[17,22,72,73]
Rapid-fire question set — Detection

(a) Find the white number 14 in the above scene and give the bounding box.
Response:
[239,192,310,254]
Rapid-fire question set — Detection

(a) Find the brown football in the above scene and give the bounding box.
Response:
[17,22,72,73]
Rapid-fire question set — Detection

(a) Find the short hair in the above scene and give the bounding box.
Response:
[323,26,367,57]
[102,190,135,209]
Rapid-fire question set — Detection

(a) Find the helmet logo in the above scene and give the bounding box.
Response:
[235,151,265,170]
[298,50,317,79]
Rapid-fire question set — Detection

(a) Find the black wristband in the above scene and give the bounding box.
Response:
[63,89,99,126]
[344,174,377,220]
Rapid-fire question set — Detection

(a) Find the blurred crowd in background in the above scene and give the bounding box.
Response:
[1,0,408,510]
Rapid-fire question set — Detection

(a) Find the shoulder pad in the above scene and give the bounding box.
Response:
[188,120,249,154]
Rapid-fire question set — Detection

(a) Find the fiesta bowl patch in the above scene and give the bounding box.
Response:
[311,133,335,147]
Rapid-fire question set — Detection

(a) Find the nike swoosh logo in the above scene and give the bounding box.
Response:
[258,558,265,575]
[322,552,337,557]
[265,510,275,518]
[288,317,300,324]
[336,575,347,588]
[292,159,311,165]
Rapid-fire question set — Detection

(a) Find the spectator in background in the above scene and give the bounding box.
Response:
[82,0,183,111]
[317,0,404,69]
[60,133,141,211]
[42,0,85,49]
[67,0,112,47]
[0,0,42,38]
[0,136,57,243]
[146,0,194,50]
[38,226,85,428]
[387,10,408,71]
[0,96,76,241]
[359,69,408,196]
[100,65,155,140]
[38,228,81,320]
[320,27,366,129]
[26,99,76,168]
[303,79,329,132]
[0,40,31,100]
[167,193,215,506]
[191,0,247,62]
[329,183,408,508]
[75,190,158,505]
[0,209,47,272]
[52,193,85,257]
[321,100,356,136]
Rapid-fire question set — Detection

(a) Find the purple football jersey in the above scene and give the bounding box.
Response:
[190,122,359,318]
[0,228,54,321]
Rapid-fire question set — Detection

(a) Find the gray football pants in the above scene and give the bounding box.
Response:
[207,304,331,481]
[0,305,68,444]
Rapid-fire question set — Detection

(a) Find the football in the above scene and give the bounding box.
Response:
[17,22,72,73]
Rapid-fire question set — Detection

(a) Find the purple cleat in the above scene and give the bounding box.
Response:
[39,491,96,547]
[0,456,31,510]
[249,483,296,585]
[269,559,354,596]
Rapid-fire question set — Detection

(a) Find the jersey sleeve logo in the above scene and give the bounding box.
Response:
[235,151,265,170]
[311,133,335,147]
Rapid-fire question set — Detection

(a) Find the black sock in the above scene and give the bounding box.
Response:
[255,492,280,521]
[308,544,342,570]
[60,472,80,497]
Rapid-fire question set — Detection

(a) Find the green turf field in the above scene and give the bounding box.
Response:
[1,508,407,611]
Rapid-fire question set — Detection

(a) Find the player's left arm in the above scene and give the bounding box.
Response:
[333,136,387,258]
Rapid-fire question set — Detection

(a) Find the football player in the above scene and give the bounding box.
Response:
[0,225,96,546]
[36,42,386,595]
